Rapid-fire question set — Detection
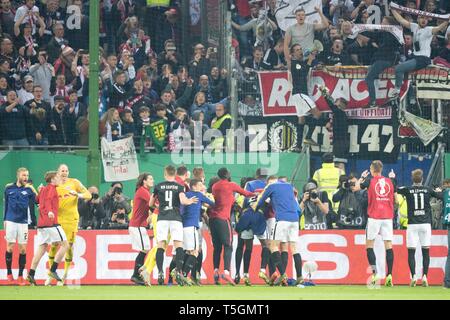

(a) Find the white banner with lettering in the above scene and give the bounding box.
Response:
[275,0,322,31]
[101,136,139,182]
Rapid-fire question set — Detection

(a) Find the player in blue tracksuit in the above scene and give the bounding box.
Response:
[233,170,270,285]
[180,179,214,284]
[254,179,303,286]
[4,167,37,285]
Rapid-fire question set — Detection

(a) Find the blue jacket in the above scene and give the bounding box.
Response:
[256,181,301,222]
[181,191,215,228]
[235,207,266,236]
[4,183,36,224]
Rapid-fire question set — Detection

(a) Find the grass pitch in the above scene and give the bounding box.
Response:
[0,285,449,300]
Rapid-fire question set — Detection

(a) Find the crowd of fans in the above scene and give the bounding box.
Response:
[233,0,450,152]
[0,0,229,149]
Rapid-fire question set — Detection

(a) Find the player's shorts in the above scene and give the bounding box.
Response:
[129,226,151,251]
[4,221,28,244]
[156,220,183,243]
[183,226,200,251]
[36,225,67,245]
[406,223,431,248]
[292,93,316,117]
[272,220,298,242]
[366,218,393,241]
[60,222,78,244]
[261,218,276,241]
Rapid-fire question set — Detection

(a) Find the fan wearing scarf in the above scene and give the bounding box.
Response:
[390,3,450,99]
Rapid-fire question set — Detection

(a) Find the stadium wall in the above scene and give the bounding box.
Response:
[0,151,308,227]
[0,230,447,286]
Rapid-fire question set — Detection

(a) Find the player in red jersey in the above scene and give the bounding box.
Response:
[27,171,69,286]
[359,160,397,287]
[128,172,154,285]
[208,168,255,285]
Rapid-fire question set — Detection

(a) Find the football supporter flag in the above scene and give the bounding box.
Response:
[147,119,168,153]
[275,0,322,32]
[402,111,444,146]
[101,136,139,182]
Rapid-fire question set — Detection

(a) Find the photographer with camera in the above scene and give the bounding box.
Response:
[106,204,129,230]
[78,186,106,230]
[101,182,131,227]
[332,174,367,229]
[300,181,330,230]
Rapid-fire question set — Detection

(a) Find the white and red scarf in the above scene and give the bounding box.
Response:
[390,2,450,20]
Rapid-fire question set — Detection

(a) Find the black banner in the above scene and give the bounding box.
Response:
[244,116,400,162]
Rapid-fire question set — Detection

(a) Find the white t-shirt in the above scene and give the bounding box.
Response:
[14,5,40,35]
[410,23,434,58]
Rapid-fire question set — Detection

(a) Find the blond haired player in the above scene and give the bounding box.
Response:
[45,164,91,285]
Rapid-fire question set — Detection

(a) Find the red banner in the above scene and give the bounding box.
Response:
[258,70,409,117]
[0,230,447,285]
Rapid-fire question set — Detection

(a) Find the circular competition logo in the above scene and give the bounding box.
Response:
[268,121,297,152]
[374,178,391,197]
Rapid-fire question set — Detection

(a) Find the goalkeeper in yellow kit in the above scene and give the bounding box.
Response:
[45,164,91,285]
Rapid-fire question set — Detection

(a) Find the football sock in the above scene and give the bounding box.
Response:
[50,262,59,273]
[182,254,196,277]
[260,247,270,270]
[190,259,198,279]
[18,254,26,277]
[48,245,57,269]
[5,251,12,275]
[296,123,305,143]
[271,251,282,274]
[196,251,203,274]
[223,244,233,272]
[305,118,316,140]
[64,246,74,276]
[408,248,416,277]
[134,251,146,277]
[143,246,157,273]
[235,237,244,275]
[268,255,276,276]
[29,269,35,277]
[169,257,176,272]
[213,245,222,269]
[422,248,430,276]
[175,247,185,272]
[386,248,394,275]
[366,248,377,274]
[156,248,165,273]
[281,251,288,274]
[243,239,253,274]
[293,253,303,277]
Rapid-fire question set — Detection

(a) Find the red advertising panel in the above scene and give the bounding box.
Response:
[0,230,447,285]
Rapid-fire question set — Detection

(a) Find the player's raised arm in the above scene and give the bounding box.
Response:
[255,185,272,211]
[231,182,255,198]
[180,192,198,205]
[75,179,92,200]
[201,193,215,207]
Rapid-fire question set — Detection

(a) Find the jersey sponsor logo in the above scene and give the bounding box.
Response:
[374,178,391,198]
[21,191,29,195]
[268,120,297,152]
